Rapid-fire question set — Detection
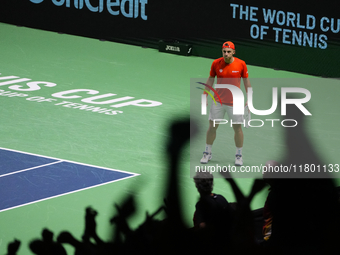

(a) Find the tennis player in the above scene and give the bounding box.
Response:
[200,41,251,166]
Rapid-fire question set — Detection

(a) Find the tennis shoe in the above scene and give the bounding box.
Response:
[235,154,243,166]
[200,152,212,164]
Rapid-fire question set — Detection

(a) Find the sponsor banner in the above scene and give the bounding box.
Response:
[158,40,192,56]
[0,0,339,77]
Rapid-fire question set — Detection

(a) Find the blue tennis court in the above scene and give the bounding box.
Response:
[0,147,138,212]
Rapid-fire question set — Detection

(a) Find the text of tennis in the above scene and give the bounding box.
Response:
[0,73,163,116]
[230,3,340,49]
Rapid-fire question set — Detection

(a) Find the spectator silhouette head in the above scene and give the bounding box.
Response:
[29,228,67,255]
[193,170,214,196]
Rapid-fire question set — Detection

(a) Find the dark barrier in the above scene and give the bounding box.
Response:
[1,0,339,77]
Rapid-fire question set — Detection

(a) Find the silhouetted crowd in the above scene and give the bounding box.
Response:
[5,107,340,255]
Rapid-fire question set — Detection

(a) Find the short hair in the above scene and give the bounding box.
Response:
[193,171,214,195]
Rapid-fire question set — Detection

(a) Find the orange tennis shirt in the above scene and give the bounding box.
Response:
[210,57,248,106]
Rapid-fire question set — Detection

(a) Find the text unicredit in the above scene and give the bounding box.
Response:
[29,0,148,20]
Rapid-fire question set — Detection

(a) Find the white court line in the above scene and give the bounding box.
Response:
[0,147,138,175]
[0,160,63,178]
[0,174,137,213]
[0,147,140,212]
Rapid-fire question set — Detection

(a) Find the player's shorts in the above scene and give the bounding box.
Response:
[208,102,244,124]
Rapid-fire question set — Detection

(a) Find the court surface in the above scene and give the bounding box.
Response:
[0,147,137,212]
[1,22,339,254]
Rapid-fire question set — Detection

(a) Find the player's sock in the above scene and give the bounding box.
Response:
[205,144,212,153]
[236,147,243,156]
